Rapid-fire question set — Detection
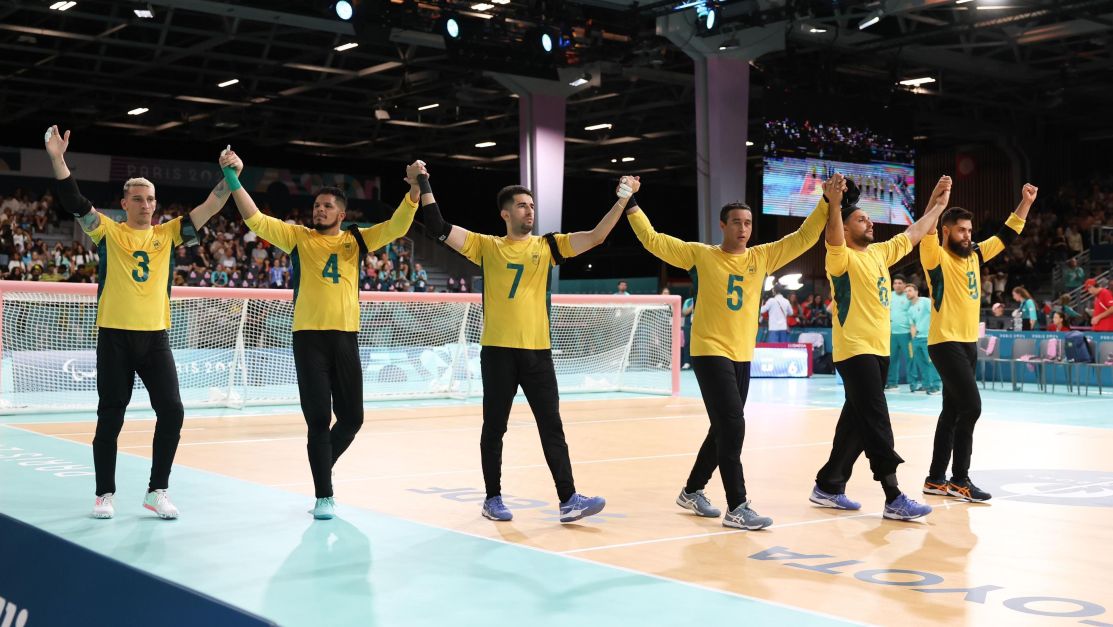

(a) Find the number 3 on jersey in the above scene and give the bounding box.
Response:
[727,274,744,311]
[322,254,340,283]
[132,250,150,282]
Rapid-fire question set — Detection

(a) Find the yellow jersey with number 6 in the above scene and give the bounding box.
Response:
[86,216,184,331]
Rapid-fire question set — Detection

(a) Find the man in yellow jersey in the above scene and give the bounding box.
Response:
[414,173,632,523]
[219,150,423,520]
[625,175,840,529]
[44,125,239,520]
[921,183,1037,503]
[810,175,951,521]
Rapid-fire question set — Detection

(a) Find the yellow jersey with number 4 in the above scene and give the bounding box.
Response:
[459,232,578,350]
[244,195,417,332]
[86,216,184,331]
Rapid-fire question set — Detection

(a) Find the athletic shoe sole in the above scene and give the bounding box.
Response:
[481,509,512,522]
[675,496,720,517]
[143,503,178,519]
[883,510,930,521]
[946,487,991,503]
[723,517,772,530]
[809,495,857,510]
[922,484,950,496]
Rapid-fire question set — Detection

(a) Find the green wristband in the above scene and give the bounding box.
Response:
[222,166,242,192]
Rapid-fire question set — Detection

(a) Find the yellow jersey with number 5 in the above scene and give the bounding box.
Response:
[459,232,578,349]
[86,216,184,331]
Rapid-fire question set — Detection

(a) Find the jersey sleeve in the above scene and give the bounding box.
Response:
[459,231,487,266]
[875,233,913,267]
[977,213,1025,262]
[163,216,184,246]
[550,232,578,263]
[919,232,942,271]
[627,209,697,270]
[758,198,828,271]
[244,211,300,253]
[824,240,849,276]
[84,212,110,244]
[360,194,419,252]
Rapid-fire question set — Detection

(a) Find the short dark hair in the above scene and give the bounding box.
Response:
[497,185,533,211]
[315,186,347,209]
[892,274,906,283]
[940,206,973,228]
[719,202,752,223]
[840,204,862,221]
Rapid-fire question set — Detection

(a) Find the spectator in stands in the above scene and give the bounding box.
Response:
[988,302,1008,330]
[614,280,630,295]
[1086,278,1113,331]
[413,262,428,292]
[1012,286,1038,331]
[1063,258,1085,292]
[1066,226,1084,255]
[1048,311,1071,332]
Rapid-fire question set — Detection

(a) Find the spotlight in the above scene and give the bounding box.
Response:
[445,17,462,39]
[541,32,553,53]
[695,2,721,35]
[334,1,353,21]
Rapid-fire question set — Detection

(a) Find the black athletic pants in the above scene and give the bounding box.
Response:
[292,330,364,498]
[686,356,750,511]
[480,346,576,503]
[94,328,184,496]
[816,354,905,495]
[927,341,981,481]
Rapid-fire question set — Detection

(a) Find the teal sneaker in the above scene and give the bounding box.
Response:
[311,497,335,520]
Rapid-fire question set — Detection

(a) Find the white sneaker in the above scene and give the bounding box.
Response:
[143,489,180,519]
[92,493,115,519]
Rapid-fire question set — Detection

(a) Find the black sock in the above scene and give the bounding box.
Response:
[883,485,901,503]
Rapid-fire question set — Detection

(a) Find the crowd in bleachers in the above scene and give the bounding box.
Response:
[763,118,915,163]
[0,187,471,293]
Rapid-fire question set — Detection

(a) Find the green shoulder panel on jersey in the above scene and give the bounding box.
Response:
[832,273,852,326]
[928,266,945,312]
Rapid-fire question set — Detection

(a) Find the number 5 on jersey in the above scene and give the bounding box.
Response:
[727,274,744,311]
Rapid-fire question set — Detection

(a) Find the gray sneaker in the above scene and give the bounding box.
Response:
[676,488,721,517]
[722,500,773,530]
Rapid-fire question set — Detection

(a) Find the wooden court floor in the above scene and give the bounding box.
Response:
[22,395,1113,626]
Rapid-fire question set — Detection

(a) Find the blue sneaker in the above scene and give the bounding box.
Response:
[809,485,862,510]
[883,494,933,520]
[559,493,606,523]
[722,500,773,530]
[482,496,513,521]
[311,497,335,520]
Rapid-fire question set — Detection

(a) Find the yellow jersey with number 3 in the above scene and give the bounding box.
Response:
[459,232,578,349]
[626,199,828,362]
[243,195,417,332]
[826,234,913,361]
[86,216,184,331]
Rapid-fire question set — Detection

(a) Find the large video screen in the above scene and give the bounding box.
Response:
[762,156,915,225]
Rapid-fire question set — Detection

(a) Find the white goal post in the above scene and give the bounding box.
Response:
[0,281,681,414]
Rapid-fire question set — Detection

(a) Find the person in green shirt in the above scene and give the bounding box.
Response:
[1063,258,1085,292]
[905,284,940,394]
[885,274,911,389]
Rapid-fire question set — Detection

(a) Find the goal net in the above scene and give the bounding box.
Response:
[0,282,680,414]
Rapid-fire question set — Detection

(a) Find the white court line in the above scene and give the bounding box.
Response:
[266,434,935,488]
[49,427,206,437]
[564,478,1113,555]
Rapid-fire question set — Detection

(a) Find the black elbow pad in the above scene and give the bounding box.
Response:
[52,175,93,218]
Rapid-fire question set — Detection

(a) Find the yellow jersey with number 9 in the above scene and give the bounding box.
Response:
[86,216,184,331]
[459,232,578,349]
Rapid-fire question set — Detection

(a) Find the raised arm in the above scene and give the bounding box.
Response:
[415,163,469,252]
[903,176,951,246]
[361,161,423,251]
[44,125,102,234]
[566,176,637,256]
[188,146,240,232]
[824,173,846,247]
[625,181,697,270]
[1014,183,1037,221]
[763,176,837,271]
[219,150,261,221]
